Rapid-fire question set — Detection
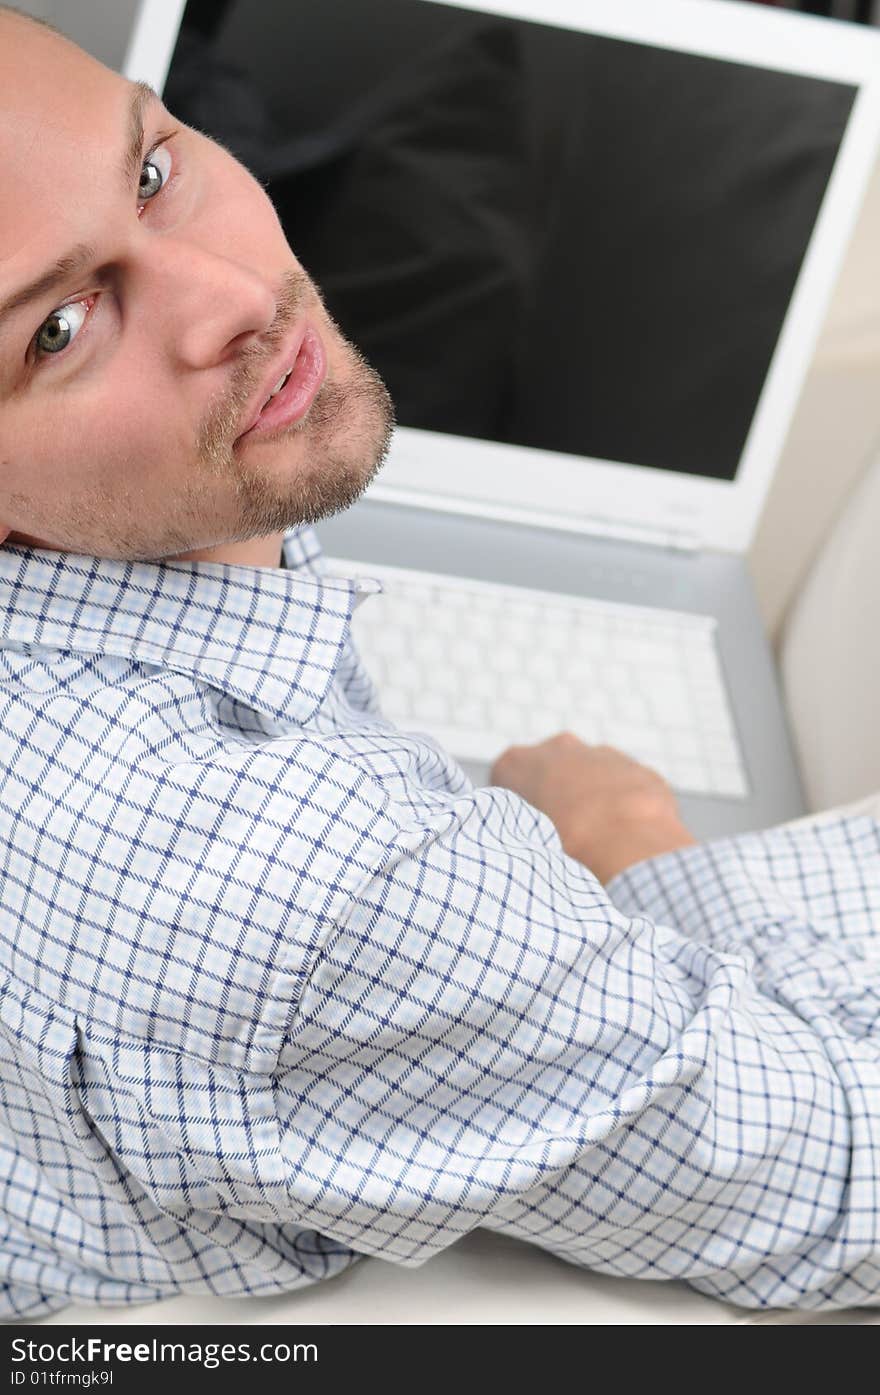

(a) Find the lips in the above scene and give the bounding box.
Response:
[236,325,309,440]
[235,327,328,444]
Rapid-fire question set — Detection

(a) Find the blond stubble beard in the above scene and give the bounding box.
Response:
[75,336,394,562]
[182,340,395,559]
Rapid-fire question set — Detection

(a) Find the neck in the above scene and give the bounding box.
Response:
[167,531,286,568]
[0,528,288,569]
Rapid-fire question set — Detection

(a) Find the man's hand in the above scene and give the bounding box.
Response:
[490,732,697,884]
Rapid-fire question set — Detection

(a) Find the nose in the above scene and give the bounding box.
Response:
[148,236,278,369]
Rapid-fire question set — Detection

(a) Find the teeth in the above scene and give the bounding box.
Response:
[266,368,292,404]
[258,364,295,416]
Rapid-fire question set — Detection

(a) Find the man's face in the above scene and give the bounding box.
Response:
[0,15,394,563]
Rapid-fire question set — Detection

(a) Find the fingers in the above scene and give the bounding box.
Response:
[491,730,587,788]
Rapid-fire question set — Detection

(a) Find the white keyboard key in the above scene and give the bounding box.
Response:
[383,686,412,717]
[419,692,449,722]
[454,639,485,670]
[529,652,560,683]
[433,664,464,697]
[573,629,608,659]
[668,760,708,793]
[575,690,611,720]
[491,647,522,676]
[568,656,598,685]
[467,615,495,643]
[468,669,499,701]
[538,710,574,736]
[605,721,662,754]
[394,659,422,691]
[425,724,504,763]
[507,675,537,707]
[499,618,532,648]
[457,697,487,728]
[412,632,445,665]
[603,662,629,692]
[666,729,703,759]
[648,675,693,722]
[614,691,650,724]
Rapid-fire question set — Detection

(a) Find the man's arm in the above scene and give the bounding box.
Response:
[268,765,880,1311]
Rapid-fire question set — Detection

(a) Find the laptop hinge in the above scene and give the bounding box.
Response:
[365,484,704,553]
[560,514,703,553]
[642,525,701,554]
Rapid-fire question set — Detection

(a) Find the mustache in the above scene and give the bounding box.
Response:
[196,266,315,463]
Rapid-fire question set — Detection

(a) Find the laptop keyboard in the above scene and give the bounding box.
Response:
[328,558,749,799]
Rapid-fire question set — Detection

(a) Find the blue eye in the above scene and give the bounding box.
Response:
[138,143,172,203]
[34,299,90,358]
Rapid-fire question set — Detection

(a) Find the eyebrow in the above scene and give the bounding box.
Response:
[0,80,159,338]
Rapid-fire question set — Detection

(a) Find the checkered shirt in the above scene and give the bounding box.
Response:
[0,525,878,1320]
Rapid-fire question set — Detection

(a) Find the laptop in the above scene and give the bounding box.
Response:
[125,0,880,838]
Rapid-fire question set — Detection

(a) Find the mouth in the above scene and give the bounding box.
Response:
[235,325,327,444]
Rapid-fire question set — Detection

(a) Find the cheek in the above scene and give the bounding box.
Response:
[31,374,188,496]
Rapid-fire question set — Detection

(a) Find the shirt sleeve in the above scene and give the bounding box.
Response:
[273,791,880,1312]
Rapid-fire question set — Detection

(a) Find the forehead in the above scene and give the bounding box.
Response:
[0,18,131,270]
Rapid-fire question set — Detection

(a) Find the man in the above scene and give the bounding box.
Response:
[0,5,878,1320]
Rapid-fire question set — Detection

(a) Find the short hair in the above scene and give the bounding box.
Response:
[0,5,65,39]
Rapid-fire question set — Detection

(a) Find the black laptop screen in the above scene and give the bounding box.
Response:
[165,0,856,482]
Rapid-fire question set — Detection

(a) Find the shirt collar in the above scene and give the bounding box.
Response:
[0,528,379,725]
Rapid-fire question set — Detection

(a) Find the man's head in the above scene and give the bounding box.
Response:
[0,7,394,565]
